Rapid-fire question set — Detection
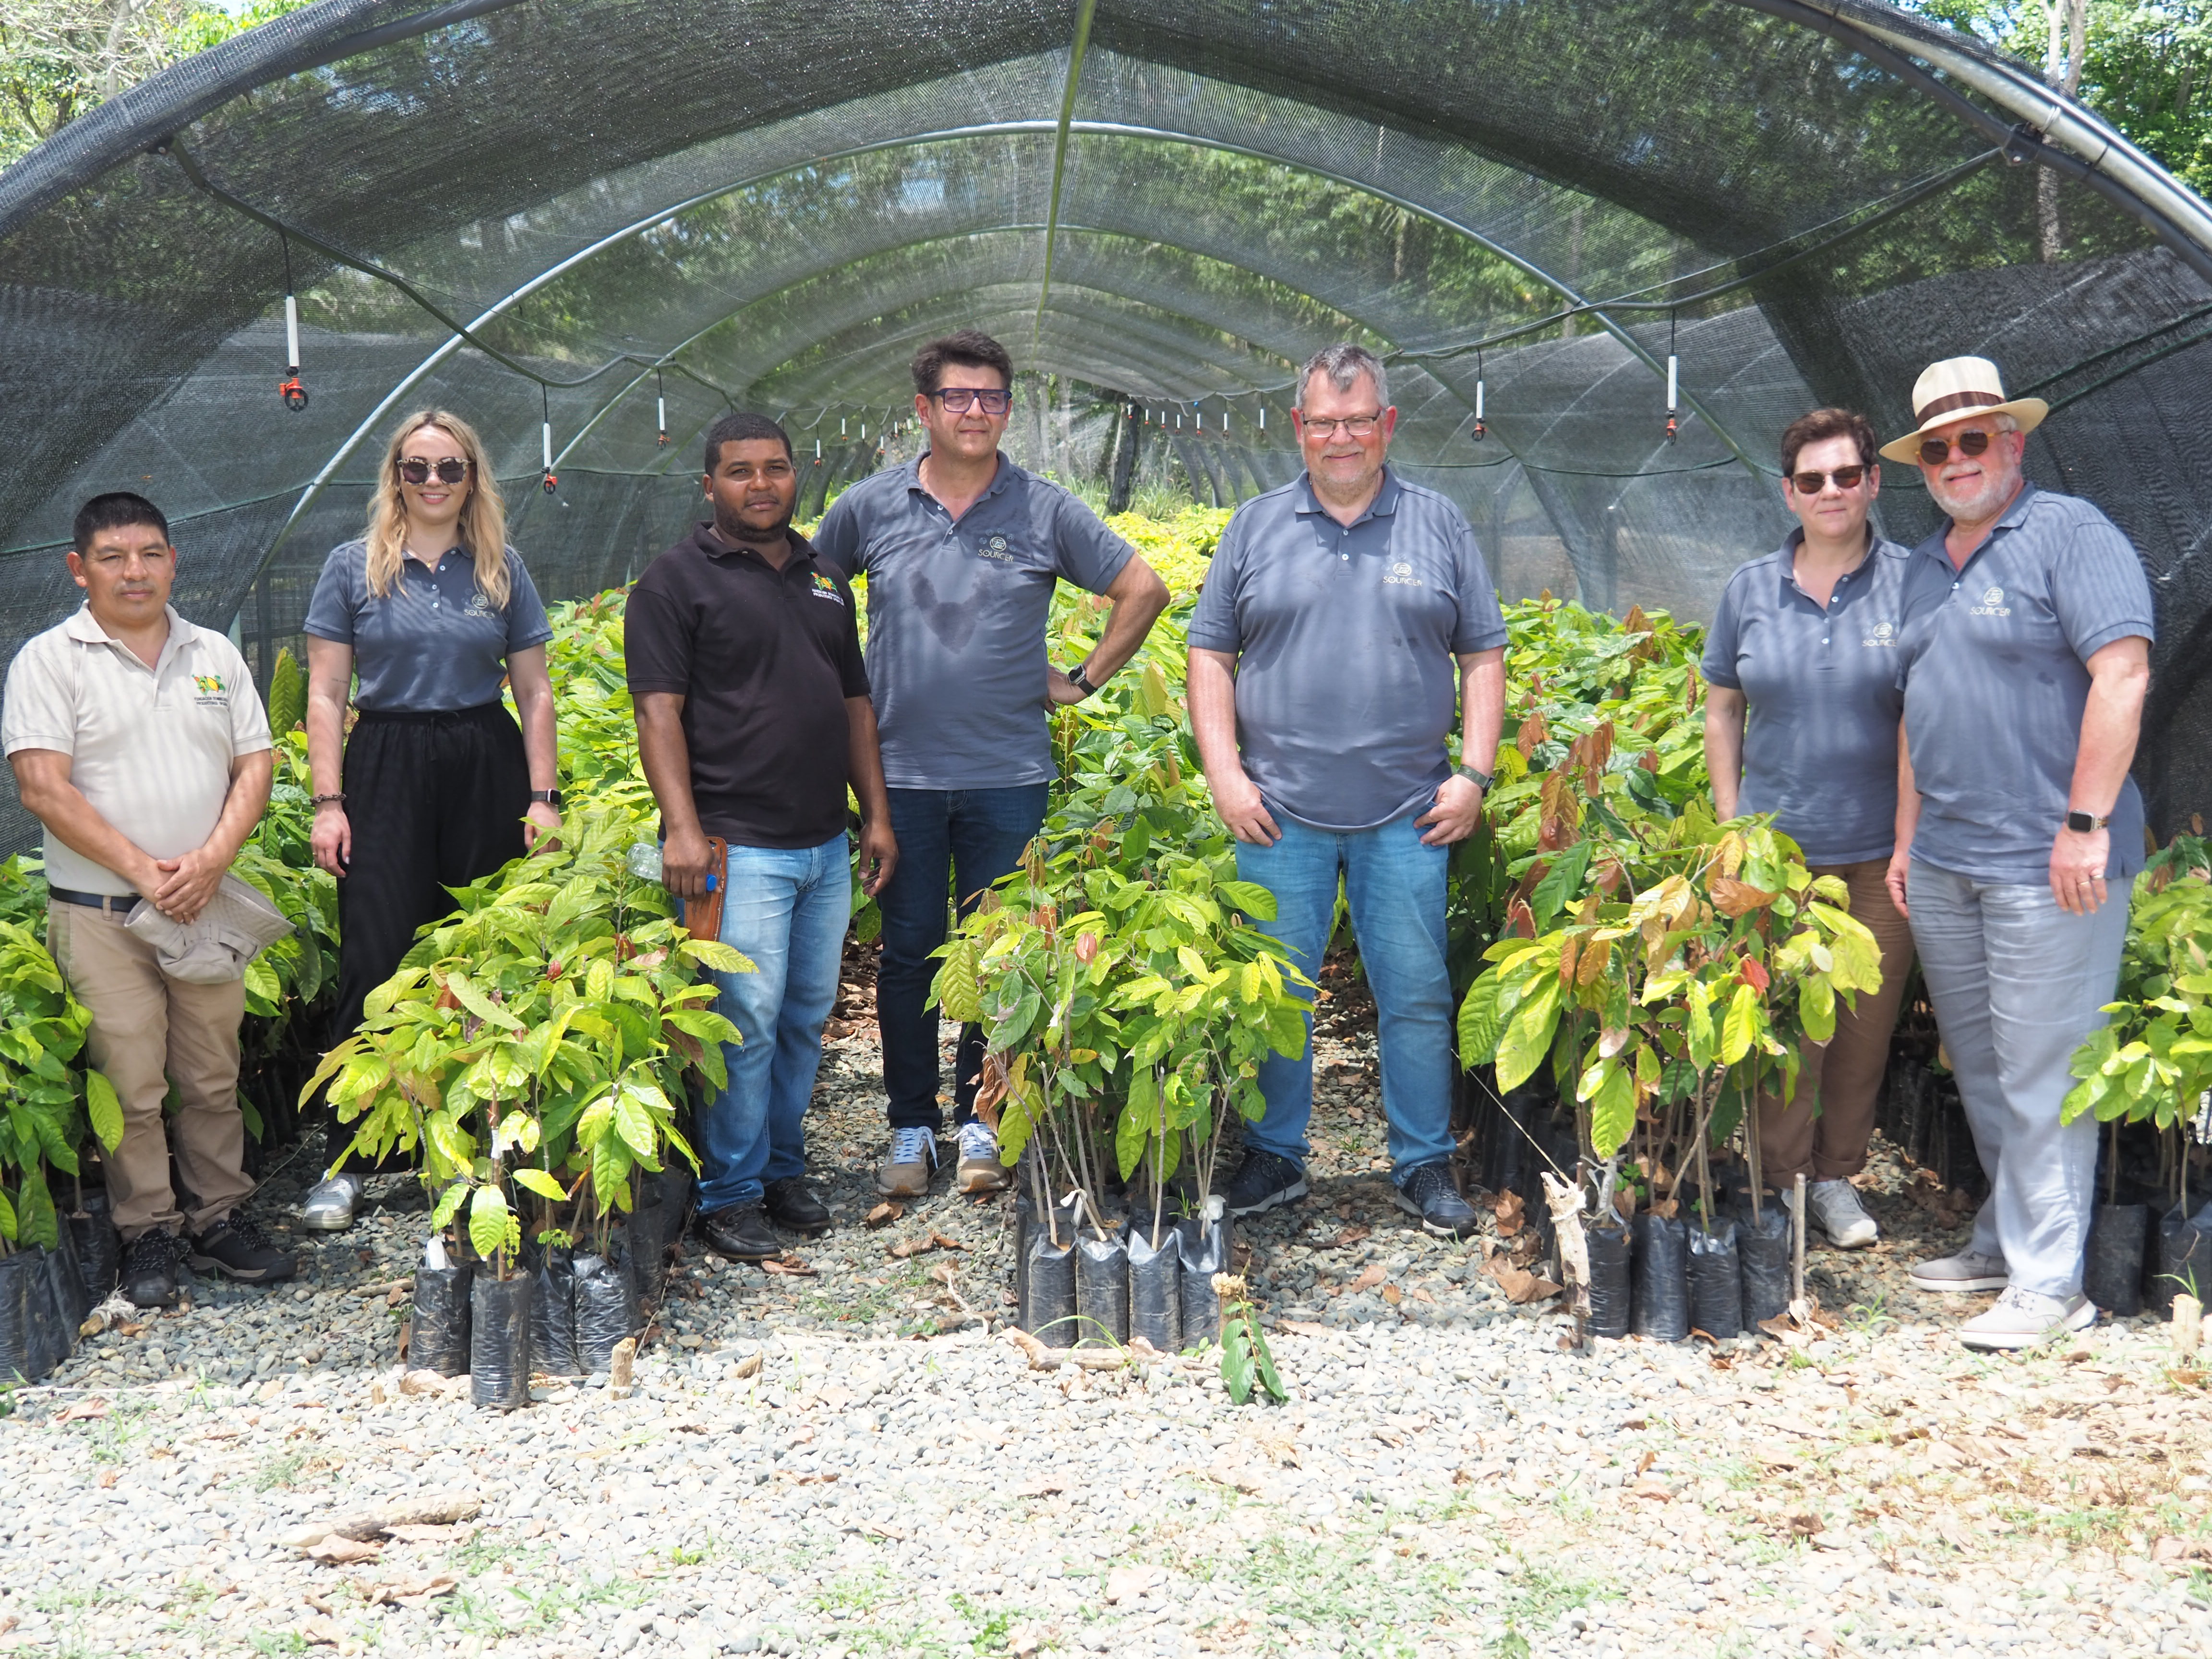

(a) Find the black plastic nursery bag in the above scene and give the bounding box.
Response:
[2084,1202,2148,1318]
[1737,1204,1793,1330]
[1128,1224,1182,1352]
[574,1242,643,1376]
[469,1273,533,1410]
[2148,1206,2210,1316]
[1686,1220,1743,1340]
[1023,1230,1077,1348]
[1074,1230,1131,1346]
[409,1235,474,1376]
[69,1190,119,1305]
[1585,1220,1632,1339]
[529,1241,580,1378]
[1177,1214,1231,1346]
[1630,1212,1690,1342]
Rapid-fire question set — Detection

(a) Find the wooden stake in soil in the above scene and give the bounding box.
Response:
[1791,1172,1808,1306]
[2176,1293,2204,1358]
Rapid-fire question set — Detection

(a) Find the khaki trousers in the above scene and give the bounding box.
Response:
[48,902,253,1242]
[1755,858,1916,1187]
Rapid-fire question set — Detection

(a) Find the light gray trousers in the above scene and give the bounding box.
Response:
[1907,860,2132,1299]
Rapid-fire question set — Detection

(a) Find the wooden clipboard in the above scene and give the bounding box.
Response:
[681,836,729,948]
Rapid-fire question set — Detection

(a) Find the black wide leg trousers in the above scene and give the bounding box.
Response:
[321,703,529,1174]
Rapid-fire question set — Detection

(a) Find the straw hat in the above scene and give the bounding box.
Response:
[1878,357,2047,463]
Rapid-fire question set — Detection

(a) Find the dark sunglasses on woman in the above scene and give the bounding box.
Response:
[398,457,471,486]
[1790,465,1867,493]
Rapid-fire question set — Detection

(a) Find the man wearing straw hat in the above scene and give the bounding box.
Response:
[1880,357,2153,1351]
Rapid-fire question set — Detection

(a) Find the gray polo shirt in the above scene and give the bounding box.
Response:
[1701,529,1912,866]
[1187,470,1508,833]
[812,454,1133,790]
[1896,482,2156,884]
[302,540,553,713]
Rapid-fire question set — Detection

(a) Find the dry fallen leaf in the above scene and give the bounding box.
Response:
[305,1535,384,1565]
[1380,1285,1403,1306]
[398,1370,452,1397]
[1482,1255,1563,1304]
[1274,1319,1330,1337]
[1788,1513,1824,1539]
[360,1575,458,1608]
[1351,1265,1387,1293]
[1492,1191,1526,1238]
[761,1257,817,1276]
[865,1202,902,1230]
[51,1398,110,1424]
[728,1353,762,1380]
[1106,1565,1164,1603]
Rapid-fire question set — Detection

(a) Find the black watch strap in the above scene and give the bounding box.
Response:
[529,789,564,809]
[1066,665,1098,697]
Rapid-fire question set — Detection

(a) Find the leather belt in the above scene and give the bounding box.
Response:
[48,888,137,915]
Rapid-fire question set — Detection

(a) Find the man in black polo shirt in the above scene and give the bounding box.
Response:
[627,413,896,1260]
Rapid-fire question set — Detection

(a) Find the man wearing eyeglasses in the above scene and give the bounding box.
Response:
[814,330,1169,1200]
[1880,357,2154,1350]
[1187,343,1507,1238]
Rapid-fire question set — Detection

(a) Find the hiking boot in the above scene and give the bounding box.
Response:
[764,1177,832,1235]
[697,1202,780,1261]
[188,1214,296,1286]
[300,1173,364,1232]
[954,1120,1012,1195]
[1909,1248,2008,1294]
[875,1126,938,1197]
[1394,1160,1479,1238]
[122,1228,189,1309]
[1788,1178,1879,1249]
[1958,1286,2096,1351]
[1221,1148,1308,1217]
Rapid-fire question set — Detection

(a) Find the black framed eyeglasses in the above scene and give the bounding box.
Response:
[1789,465,1868,494]
[398,457,470,486]
[927,387,1013,415]
[1301,413,1382,439]
[1917,429,1995,467]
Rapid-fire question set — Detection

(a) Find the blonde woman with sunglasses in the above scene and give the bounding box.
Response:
[296,410,560,1230]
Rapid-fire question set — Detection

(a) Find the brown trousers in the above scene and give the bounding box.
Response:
[48,902,253,1242]
[1755,858,1916,1187]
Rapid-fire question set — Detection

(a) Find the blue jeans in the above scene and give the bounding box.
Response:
[1907,859,2130,1298]
[694,833,851,1213]
[1236,811,1455,1180]
[876,784,1050,1131]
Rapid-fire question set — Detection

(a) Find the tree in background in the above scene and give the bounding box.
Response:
[1913,1,2212,208]
[0,0,310,167]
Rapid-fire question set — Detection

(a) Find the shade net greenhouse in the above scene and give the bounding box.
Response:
[2,0,2210,857]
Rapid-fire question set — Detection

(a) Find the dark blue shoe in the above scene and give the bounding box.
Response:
[1221,1148,1308,1216]
[1395,1161,1479,1238]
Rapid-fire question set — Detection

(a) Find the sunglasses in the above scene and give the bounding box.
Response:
[1789,465,1867,494]
[927,387,1013,415]
[398,457,471,486]
[1917,429,1997,467]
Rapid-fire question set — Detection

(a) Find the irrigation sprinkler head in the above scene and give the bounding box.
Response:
[279,374,309,411]
[541,469,557,494]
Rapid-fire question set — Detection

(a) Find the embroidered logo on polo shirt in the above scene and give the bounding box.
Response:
[1970,584,2011,617]
[465,590,493,616]
[190,673,228,704]
[808,571,844,604]
[1382,560,1423,587]
[1862,620,1898,649]
[977,534,1015,562]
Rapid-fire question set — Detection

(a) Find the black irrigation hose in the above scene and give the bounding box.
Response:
[159,139,742,408]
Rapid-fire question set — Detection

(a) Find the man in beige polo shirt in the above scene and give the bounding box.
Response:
[3,493,295,1309]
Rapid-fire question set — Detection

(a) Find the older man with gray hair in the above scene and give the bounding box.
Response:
[1882,356,2154,1351]
[1188,344,1507,1236]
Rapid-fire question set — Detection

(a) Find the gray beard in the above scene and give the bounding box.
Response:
[1927,468,2016,524]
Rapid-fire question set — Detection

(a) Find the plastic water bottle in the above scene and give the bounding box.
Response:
[626,841,717,891]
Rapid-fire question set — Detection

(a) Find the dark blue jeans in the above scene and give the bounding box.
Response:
[877,784,1050,1132]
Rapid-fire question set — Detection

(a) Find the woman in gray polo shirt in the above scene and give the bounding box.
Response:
[297,409,560,1230]
[1702,408,1916,1250]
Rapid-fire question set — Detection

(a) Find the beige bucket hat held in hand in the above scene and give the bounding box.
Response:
[123,873,293,985]
[1878,356,2049,463]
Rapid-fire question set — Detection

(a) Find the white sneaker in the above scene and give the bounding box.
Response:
[1958,1286,2097,1351]
[875,1126,938,1197]
[954,1120,1011,1194]
[1909,1249,2008,1294]
[300,1173,363,1232]
[1802,1178,1879,1248]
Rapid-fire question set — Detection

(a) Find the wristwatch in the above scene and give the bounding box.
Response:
[1456,764,1493,790]
[1065,665,1099,698]
[529,789,565,810]
[2064,809,2109,833]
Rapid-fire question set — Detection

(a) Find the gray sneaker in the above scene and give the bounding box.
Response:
[1908,1248,2007,1293]
[1794,1178,1879,1249]
[1958,1286,2096,1351]
[875,1126,938,1197]
[300,1173,364,1232]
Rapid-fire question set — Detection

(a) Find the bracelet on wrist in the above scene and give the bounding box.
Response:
[311,793,345,808]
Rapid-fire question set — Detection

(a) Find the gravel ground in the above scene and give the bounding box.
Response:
[4,955,2212,1658]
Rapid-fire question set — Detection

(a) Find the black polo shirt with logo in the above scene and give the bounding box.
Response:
[625,521,869,849]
